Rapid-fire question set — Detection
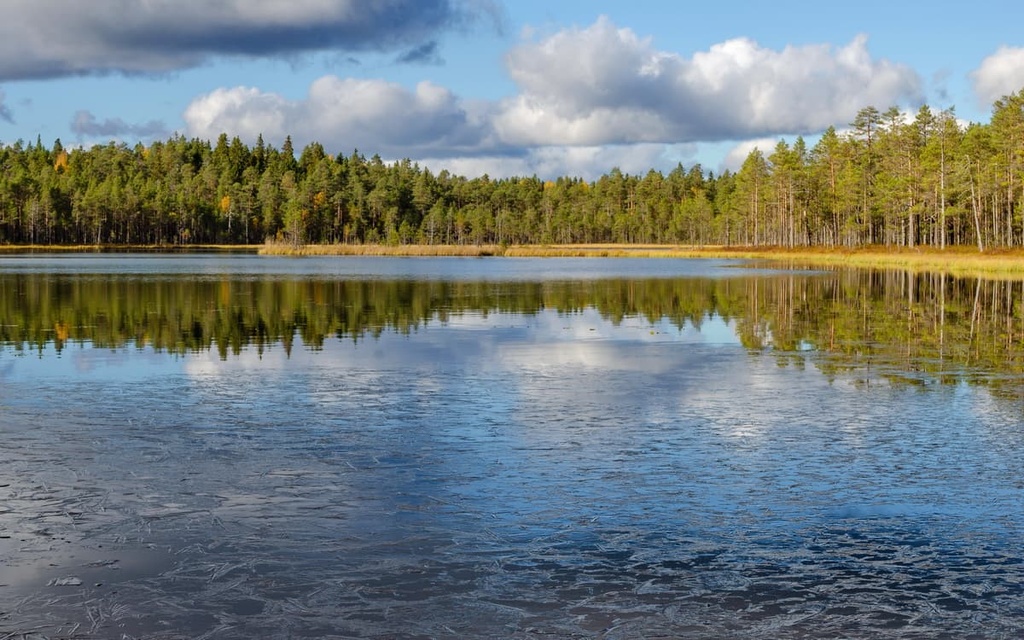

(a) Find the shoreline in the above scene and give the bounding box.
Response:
[0,244,263,253]
[256,243,1024,276]
[2,243,1023,276]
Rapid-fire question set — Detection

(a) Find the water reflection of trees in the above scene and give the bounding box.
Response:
[731,271,1024,398]
[2,271,1023,393]
[0,276,733,357]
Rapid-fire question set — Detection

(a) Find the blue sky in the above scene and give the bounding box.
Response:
[1,0,1022,179]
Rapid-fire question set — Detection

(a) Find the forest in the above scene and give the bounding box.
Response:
[0,90,1022,249]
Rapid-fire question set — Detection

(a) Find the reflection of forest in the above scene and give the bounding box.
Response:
[2,271,1023,393]
[735,271,1024,399]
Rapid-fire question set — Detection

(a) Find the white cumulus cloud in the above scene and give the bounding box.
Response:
[183,77,491,157]
[971,46,1024,106]
[720,138,781,173]
[495,17,923,145]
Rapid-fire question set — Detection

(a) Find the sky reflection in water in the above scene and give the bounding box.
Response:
[2,258,1024,639]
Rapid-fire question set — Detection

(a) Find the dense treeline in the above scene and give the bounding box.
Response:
[1,91,1023,248]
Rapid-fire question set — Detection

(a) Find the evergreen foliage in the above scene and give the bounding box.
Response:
[2,91,1023,248]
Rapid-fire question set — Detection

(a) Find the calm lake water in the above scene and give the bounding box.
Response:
[2,254,1024,639]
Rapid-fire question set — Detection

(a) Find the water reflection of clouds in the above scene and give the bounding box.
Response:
[169,309,753,513]
[2,342,182,383]
[177,307,738,376]
[182,342,299,376]
[173,308,748,445]
[3,307,741,384]
[0,306,918,460]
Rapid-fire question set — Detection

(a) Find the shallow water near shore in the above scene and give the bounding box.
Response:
[2,255,1024,638]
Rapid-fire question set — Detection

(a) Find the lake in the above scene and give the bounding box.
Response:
[2,254,1023,639]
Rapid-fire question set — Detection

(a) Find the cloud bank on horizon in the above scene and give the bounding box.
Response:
[183,17,928,176]
[181,18,925,175]
[0,1,1021,178]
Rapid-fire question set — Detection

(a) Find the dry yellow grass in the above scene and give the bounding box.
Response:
[700,246,1024,277]
[259,242,718,258]
[258,243,502,257]
[5,242,1023,277]
[259,242,1024,277]
[504,244,1024,277]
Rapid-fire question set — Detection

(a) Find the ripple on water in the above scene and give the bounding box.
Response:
[3,328,1024,638]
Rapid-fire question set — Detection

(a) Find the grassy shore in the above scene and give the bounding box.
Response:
[258,243,504,257]
[710,246,1024,276]
[4,242,1022,276]
[257,242,1024,276]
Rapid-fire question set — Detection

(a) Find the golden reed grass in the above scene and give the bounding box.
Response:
[258,242,1024,277]
[5,242,1022,278]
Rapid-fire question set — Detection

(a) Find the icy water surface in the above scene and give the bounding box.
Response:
[2,256,1024,639]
